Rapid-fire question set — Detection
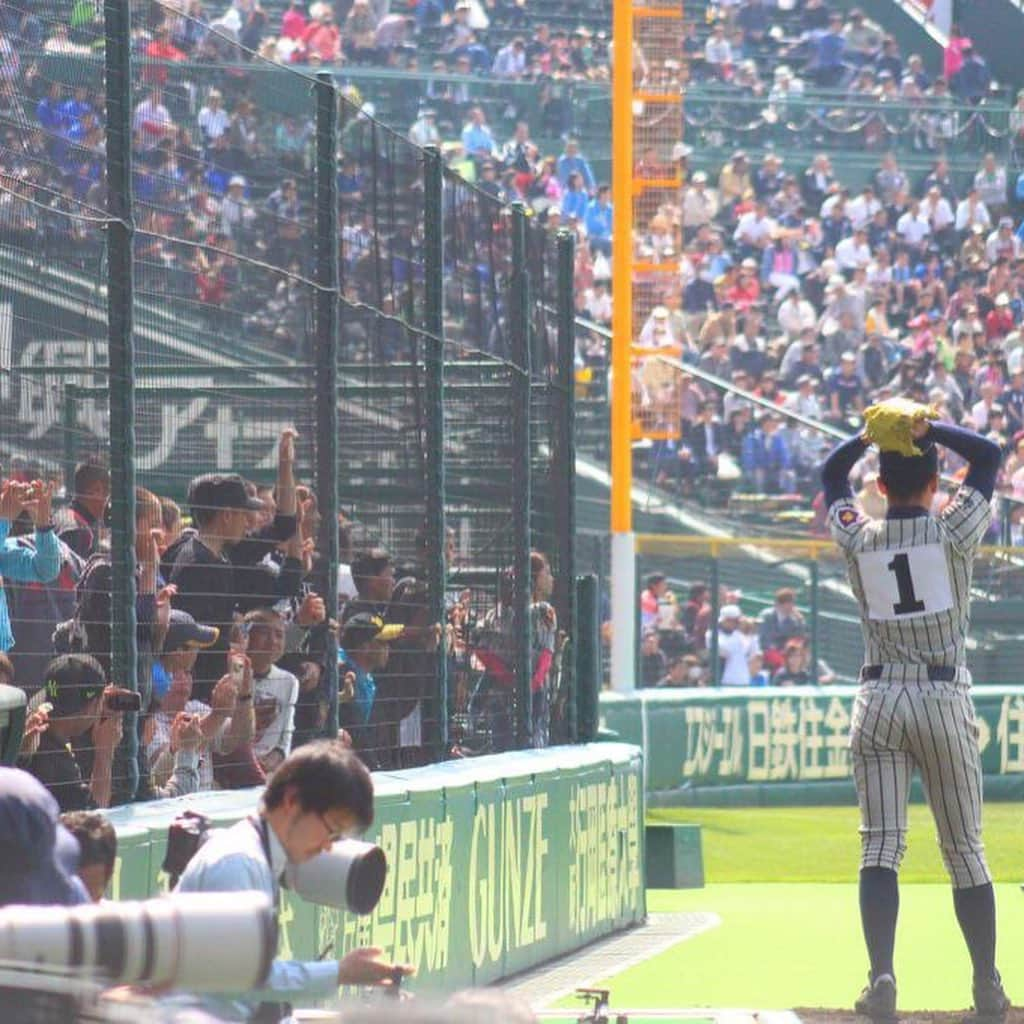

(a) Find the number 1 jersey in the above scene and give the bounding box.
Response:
[828,486,990,668]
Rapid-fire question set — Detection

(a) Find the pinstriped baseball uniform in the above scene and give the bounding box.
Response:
[829,484,992,889]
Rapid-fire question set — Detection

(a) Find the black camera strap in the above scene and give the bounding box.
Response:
[248,815,291,1024]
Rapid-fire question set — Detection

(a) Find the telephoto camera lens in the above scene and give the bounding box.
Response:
[285,839,387,915]
[0,892,275,992]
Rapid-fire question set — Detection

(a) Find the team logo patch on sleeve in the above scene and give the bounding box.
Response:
[838,507,859,526]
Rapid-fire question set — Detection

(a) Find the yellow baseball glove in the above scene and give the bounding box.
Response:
[862,397,940,457]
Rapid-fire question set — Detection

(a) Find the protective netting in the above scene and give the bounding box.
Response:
[0,1,577,807]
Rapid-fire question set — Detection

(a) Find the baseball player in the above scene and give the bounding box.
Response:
[821,402,1007,1024]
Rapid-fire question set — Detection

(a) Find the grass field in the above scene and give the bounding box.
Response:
[550,804,1024,1013]
[648,804,1024,884]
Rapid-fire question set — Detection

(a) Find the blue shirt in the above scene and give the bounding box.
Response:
[557,153,595,191]
[584,199,613,241]
[0,522,61,652]
[337,647,375,725]
[461,122,495,156]
[175,816,338,1021]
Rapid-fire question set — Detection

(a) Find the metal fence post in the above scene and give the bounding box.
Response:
[314,71,340,735]
[709,554,720,686]
[510,202,533,748]
[61,384,79,499]
[809,558,820,685]
[576,574,600,743]
[104,1,138,714]
[423,146,448,757]
[555,230,578,740]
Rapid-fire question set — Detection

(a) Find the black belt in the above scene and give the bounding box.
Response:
[861,664,956,682]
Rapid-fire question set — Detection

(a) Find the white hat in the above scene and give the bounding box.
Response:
[719,604,742,622]
[229,175,247,188]
[672,142,693,161]
[651,305,669,319]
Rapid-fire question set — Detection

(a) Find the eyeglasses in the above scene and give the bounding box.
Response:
[318,813,351,844]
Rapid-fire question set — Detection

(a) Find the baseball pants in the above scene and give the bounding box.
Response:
[850,678,991,889]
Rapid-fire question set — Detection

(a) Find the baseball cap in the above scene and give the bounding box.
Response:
[341,613,405,650]
[228,175,247,188]
[164,609,220,653]
[42,654,106,719]
[187,473,265,515]
[718,604,742,623]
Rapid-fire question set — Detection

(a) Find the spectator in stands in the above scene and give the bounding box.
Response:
[55,458,108,561]
[757,587,807,667]
[741,409,794,494]
[338,612,405,765]
[60,809,116,903]
[584,184,613,257]
[640,628,667,688]
[974,153,1008,222]
[304,6,342,62]
[344,548,397,623]
[19,655,131,811]
[951,43,990,105]
[461,106,497,161]
[813,11,846,88]
[708,604,751,687]
[0,768,87,908]
[0,479,58,655]
[243,608,299,775]
[556,138,595,193]
[409,106,440,147]
[704,22,733,81]
[771,638,813,686]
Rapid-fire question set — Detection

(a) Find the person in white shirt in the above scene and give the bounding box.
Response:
[733,201,775,251]
[243,609,299,775]
[896,200,931,253]
[778,290,817,338]
[985,218,1022,263]
[132,87,173,149]
[922,186,955,234]
[704,22,733,73]
[835,228,871,272]
[846,186,882,231]
[197,89,230,150]
[639,306,678,347]
[784,374,824,420]
[706,604,751,686]
[954,188,991,233]
[175,741,411,1022]
[146,610,251,794]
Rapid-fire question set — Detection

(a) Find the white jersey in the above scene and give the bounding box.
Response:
[827,486,990,672]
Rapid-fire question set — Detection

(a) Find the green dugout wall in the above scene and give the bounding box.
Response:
[600,687,1024,806]
[103,744,645,993]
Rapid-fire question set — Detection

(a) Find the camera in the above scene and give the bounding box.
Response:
[285,839,387,915]
[0,892,275,992]
[104,689,142,713]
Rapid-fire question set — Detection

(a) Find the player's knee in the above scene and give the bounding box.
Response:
[860,828,906,872]
[940,841,991,889]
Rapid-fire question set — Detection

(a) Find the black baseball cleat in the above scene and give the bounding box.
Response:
[963,972,1010,1024]
[855,973,898,1024]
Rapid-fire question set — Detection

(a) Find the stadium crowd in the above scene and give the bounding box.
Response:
[2,437,563,812]
[5,2,1024,699]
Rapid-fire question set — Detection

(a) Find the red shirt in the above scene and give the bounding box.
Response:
[281,8,307,39]
[985,307,1014,341]
[143,39,186,84]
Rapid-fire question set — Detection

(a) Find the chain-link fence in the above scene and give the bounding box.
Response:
[0,2,578,805]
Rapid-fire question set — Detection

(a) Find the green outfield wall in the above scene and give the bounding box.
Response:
[103,743,645,993]
[600,688,1024,806]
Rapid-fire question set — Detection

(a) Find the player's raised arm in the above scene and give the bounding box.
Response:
[820,433,869,508]
[920,421,1002,501]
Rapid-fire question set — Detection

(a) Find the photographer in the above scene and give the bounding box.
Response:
[19,654,200,811]
[174,739,412,1021]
